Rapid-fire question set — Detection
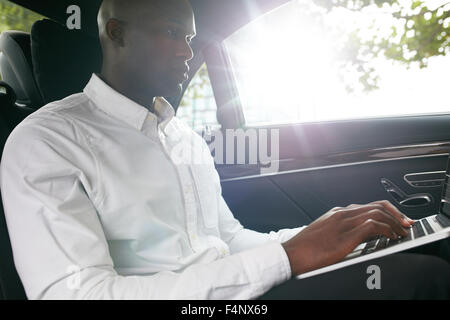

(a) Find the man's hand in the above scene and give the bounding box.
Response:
[282,200,415,276]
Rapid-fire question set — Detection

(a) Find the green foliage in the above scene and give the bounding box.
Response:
[180,64,211,108]
[0,0,44,33]
[314,0,449,91]
[390,3,449,67]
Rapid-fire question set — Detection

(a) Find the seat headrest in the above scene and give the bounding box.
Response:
[31,19,102,104]
[0,31,44,109]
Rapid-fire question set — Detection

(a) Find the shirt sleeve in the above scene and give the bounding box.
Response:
[197,132,306,279]
[0,117,291,300]
[217,194,306,254]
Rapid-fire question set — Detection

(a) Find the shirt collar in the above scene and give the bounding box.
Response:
[83,74,175,132]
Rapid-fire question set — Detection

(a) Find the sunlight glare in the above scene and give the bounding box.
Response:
[224,0,450,126]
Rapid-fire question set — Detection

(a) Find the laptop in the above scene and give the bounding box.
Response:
[296,157,450,279]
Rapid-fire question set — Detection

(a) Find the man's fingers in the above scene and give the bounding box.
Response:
[332,201,413,228]
[353,219,399,243]
[346,204,362,208]
[347,208,409,237]
[332,204,392,219]
[369,200,414,227]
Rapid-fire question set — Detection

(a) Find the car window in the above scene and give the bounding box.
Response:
[0,0,44,33]
[177,63,220,133]
[224,0,450,126]
[0,0,45,81]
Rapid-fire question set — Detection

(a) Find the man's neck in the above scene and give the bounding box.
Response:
[99,71,156,113]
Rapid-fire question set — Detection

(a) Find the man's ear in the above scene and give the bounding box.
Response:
[106,19,126,47]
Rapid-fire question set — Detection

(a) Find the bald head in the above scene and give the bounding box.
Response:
[97,0,196,107]
[98,0,188,45]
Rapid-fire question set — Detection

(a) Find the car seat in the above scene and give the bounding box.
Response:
[0,81,27,299]
[0,31,44,110]
[0,19,102,300]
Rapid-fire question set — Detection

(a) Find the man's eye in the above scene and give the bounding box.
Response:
[166,28,178,38]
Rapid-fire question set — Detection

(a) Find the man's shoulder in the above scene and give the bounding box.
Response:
[5,93,92,150]
[1,93,96,172]
[28,92,90,121]
[170,116,204,140]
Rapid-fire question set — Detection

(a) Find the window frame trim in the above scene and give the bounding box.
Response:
[203,42,245,129]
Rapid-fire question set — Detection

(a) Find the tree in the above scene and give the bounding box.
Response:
[0,0,44,34]
[183,1,448,97]
[312,0,449,91]
[180,64,211,108]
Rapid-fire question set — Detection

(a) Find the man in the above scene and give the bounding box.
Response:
[1,0,449,299]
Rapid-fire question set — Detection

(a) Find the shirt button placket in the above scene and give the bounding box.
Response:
[159,131,200,251]
[179,164,199,251]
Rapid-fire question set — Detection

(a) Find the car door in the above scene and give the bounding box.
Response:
[179,0,450,234]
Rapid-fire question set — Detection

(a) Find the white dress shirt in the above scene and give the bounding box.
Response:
[0,74,305,300]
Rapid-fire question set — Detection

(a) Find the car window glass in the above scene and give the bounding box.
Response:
[0,0,44,33]
[177,63,220,133]
[224,0,450,126]
[0,1,45,81]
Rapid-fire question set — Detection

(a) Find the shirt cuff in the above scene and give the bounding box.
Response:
[238,241,292,298]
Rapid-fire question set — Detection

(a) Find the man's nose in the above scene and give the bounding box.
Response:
[176,38,194,62]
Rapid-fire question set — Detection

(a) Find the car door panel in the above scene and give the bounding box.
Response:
[221,177,313,233]
[222,155,447,231]
[217,116,450,231]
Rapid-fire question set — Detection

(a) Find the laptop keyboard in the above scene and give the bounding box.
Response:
[421,219,434,235]
[348,217,438,259]
[343,214,450,261]
[412,220,426,239]
[436,213,450,228]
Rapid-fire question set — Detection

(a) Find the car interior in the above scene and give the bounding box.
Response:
[0,0,449,299]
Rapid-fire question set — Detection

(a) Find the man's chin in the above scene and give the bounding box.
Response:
[161,82,184,98]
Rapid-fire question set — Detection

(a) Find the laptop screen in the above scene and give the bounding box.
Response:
[439,155,450,218]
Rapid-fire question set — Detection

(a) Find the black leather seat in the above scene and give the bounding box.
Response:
[0,81,27,300]
[0,20,102,107]
[0,32,38,300]
[0,31,44,109]
[30,19,102,104]
[0,19,102,300]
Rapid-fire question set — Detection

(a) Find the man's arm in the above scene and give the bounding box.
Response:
[281,202,414,276]
[204,135,413,277]
[195,137,306,253]
[0,118,290,299]
[218,189,413,277]
[217,195,306,253]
